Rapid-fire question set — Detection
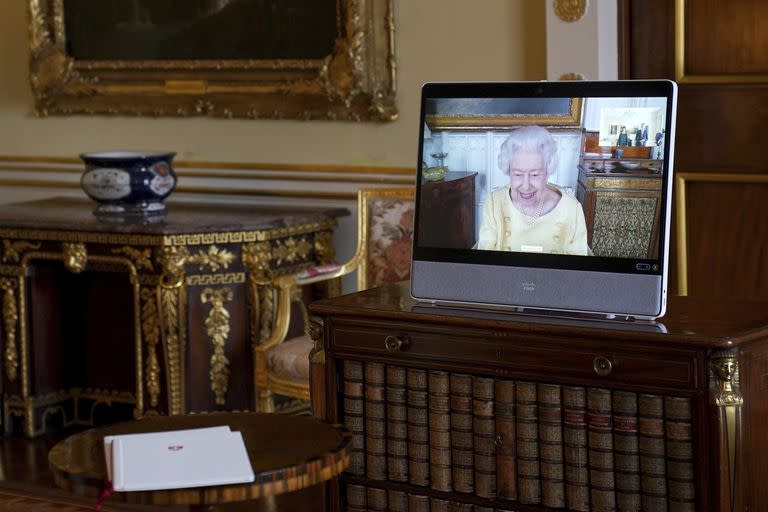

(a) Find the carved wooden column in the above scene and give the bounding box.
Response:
[157,246,188,416]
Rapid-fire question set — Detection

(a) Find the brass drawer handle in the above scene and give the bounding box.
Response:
[384,335,408,352]
[593,356,613,377]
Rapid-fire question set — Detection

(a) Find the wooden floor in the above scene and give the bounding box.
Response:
[0,430,325,511]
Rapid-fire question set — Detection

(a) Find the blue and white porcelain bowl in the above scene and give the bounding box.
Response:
[80,151,177,215]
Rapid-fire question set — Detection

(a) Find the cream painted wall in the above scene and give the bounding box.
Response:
[0,1,545,165]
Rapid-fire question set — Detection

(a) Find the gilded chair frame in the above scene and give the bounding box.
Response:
[254,187,414,412]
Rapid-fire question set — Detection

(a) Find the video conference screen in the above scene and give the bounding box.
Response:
[415,95,671,275]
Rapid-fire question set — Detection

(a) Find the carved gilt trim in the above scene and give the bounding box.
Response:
[710,350,743,407]
[2,240,41,263]
[554,0,588,22]
[186,273,246,286]
[158,246,189,288]
[188,245,235,272]
[62,242,87,273]
[112,247,153,271]
[140,288,162,409]
[0,278,19,382]
[308,316,325,365]
[201,287,233,406]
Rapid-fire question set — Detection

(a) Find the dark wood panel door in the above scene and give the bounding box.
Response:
[621,0,768,299]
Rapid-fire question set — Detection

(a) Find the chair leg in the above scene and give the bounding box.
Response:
[258,389,275,413]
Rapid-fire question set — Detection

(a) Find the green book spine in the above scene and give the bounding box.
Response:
[365,362,387,481]
[386,365,409,482]
[516,381,541,505]
[587,387,616,511]
[495,379,517,501]
[538,383,565,509]
[664,396,695,512]
[450,373,475,494]
[563,385,590,512]
[342,360,365,476]
[473,376,497,499]
[638,393,667,511]
[429,370,453,492]
[408,368,430,487]
[613,390,641,511]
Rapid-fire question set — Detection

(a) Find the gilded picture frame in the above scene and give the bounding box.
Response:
[425,97,583,131]
[27,0,397,121]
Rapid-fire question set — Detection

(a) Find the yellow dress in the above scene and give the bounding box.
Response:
[475,186,590,255]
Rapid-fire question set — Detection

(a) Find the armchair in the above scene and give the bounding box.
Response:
[255,188,415,412]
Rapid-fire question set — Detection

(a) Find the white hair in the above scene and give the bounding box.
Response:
[498,125,558,176]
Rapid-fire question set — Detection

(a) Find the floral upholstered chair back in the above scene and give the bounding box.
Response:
[359,189,415,290]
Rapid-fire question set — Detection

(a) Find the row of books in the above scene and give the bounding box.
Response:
[342,361,695,511]
[346,484,515,512]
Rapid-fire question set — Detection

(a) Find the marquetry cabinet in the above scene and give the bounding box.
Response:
[0,197,346,436]
[309,283,768,511]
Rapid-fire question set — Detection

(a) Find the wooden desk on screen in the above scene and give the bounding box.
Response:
[309,283,768,511]
[0,198,346,436]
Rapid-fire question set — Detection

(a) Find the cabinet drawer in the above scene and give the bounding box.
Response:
[330,323,697,390]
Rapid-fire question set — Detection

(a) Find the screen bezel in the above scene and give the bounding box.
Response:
[412,80,677,276]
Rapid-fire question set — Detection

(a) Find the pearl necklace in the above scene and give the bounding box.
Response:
[511,192,544,226]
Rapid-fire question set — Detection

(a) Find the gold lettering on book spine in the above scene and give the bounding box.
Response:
[62,242,87,273]
[0,278,18,382]
[201,287,233,405]
[140,288,161,409]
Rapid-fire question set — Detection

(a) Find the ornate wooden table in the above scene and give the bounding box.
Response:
[48,412,350,509]
[0,197,347,436]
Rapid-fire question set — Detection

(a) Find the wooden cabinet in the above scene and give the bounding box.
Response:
[577,167,663,259]
[417,172,477,249]
[309,283,768,511]
[0,198,346,436]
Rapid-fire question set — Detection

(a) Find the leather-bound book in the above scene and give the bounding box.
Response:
[342,360,366,476]
[638,393,667,511]
[388,489,408,512]
[386,365,409,483]
[538,383,565,509]
[429,497,451,512]
[665,396,695,511]
[448,501,473,511]
[428,370,453,492]
[364,363,387,481]
[407,368,430,487]
[587,387,616,511]
[366,486,388,511]
[613,390,641,511]
[516,381,541,505]
[450,373,475,494]
[495,379,517,501]
[563,385,590,511]
[345,483,367,512]
[408,493,431,512]
[473,376,497,498]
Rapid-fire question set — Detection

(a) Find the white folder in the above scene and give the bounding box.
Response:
[106,427,255,491]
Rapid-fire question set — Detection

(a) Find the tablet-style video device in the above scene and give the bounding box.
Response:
[410,80,678,320]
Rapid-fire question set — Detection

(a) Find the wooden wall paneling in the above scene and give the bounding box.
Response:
[623,0,768,299]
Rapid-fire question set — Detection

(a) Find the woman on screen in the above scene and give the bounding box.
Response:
[475,125,589,255]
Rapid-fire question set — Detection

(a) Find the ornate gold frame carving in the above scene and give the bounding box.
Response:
[27,0,397,121]
[0,278,19,382]
[425,98,583,131]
